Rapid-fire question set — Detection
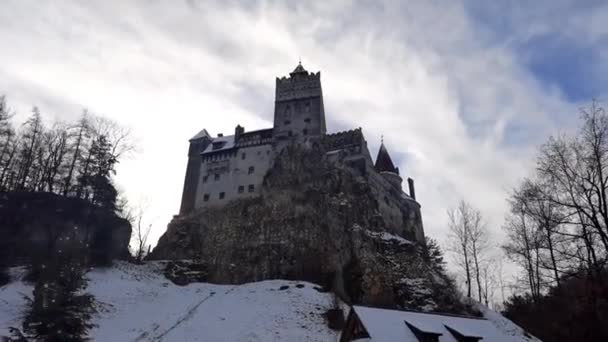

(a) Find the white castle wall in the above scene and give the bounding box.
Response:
[195,143,274,208]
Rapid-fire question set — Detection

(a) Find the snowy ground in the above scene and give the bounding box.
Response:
[1,262,536,341]
[1,262,339,341]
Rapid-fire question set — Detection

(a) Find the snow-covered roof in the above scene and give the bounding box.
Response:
[201,134,236,154]
[351,306,525,342]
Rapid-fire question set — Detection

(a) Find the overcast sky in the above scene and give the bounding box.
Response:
[1,1,607,257]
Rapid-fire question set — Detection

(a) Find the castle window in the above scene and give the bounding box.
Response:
[219,192,225,199]
[248,184,255,193]
[238,185,244,193]
[284,120,291,125]
[241,152,246,160]
[203,194,210,202]
[305,102,311,112]
[303,128,308,136]
[248,166,254,174]
[202,175,208,183]
[214,174,220,181]
[288,131,293,137]
[284,105,291,117]
[304,118,311,123]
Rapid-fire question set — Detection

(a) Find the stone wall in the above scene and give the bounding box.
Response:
[195,143,273,208]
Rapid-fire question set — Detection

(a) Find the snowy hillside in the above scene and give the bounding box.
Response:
[1,262,339,341]
[1,262,536,341]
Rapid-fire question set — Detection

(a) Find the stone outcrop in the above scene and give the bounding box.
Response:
[151,143,472,314]
[0,191,132,267]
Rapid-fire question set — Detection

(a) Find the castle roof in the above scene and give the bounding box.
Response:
[290,61,308,75]
[375,142,398,174]
[346,305,515,342]
[190,129,210,141]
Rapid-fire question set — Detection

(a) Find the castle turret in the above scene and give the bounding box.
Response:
[179,129,212,215]
[375,142,403,190]
[273,62,326,141]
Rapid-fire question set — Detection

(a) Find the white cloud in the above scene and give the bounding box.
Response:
[0,0,598,270]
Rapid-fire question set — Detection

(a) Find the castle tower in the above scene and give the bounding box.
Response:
[179,129,212,215]
[273,62,326,140]
[375,142,404,190]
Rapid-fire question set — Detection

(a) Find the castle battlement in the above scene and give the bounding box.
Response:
[275,64,322,101]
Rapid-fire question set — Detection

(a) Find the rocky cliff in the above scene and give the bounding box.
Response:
[151,143,471,314]
[0,191,132,267]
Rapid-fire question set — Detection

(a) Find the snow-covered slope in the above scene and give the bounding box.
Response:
[1,262,339,341]
[1,262,536,341]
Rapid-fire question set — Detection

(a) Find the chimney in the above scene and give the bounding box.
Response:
[408,177,416,200]
[235,125,244,142]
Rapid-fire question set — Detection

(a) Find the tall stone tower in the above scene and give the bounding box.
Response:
[273,62,326,141]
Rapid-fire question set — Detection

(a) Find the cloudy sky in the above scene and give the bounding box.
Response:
[1,1,607,257]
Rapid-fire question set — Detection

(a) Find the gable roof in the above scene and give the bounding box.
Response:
[350,306,523,342]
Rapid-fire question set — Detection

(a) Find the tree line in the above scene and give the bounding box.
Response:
[0,95,133,210]
[503,102,608,296]
[446,102,608,341]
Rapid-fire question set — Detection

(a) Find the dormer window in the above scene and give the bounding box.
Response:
[212,141,226,150]
[405,321,442,342]
[444,325,482,342]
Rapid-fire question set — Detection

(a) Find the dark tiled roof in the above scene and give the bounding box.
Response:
[290,61,308,75]
[375,143,398,174]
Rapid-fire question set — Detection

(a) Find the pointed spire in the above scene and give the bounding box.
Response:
[375,141,398,174]
[291,59,308,75]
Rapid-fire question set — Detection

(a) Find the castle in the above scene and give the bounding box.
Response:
[178,62,424,243]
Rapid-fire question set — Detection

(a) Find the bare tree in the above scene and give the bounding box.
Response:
[62,111,90,196]
[126,199,153,263]
[16,107,44,190]
[448,201,473,298]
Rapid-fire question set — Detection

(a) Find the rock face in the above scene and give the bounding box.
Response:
[151,143,470,314]
[0,191,132,267]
